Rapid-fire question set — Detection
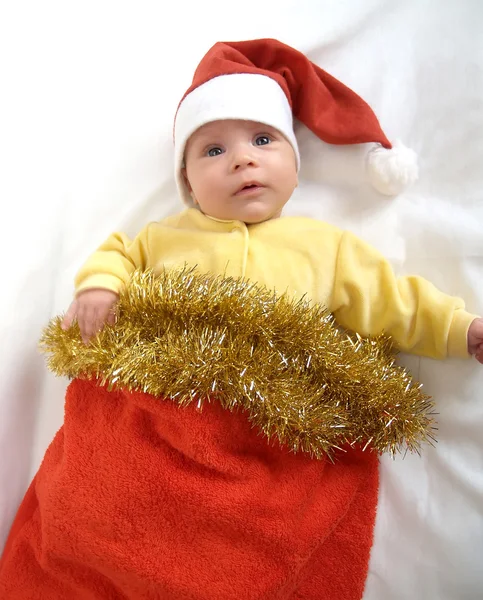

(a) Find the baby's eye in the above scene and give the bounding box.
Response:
[255,135,271,146]
[207,147,223,157]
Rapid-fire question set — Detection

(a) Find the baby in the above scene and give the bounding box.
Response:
[3,37,482,600]
[62,39,483,365]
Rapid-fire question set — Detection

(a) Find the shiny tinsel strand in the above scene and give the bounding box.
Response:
[39,268,436,458]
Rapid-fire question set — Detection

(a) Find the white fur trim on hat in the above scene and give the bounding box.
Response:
[174,73,300,205]
[366,140,419,196]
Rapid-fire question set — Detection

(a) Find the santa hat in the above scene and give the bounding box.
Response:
[174,38,418,203]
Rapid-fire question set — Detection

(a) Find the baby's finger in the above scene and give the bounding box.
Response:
[106,308,117,326]
[61,300,78,330]
[85,310,100,341]
[93,308,110,335]
[475,347,483,364]
[79,306,97,344]
[77,312,89,344]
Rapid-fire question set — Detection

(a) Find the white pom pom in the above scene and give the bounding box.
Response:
[366,140,418,196]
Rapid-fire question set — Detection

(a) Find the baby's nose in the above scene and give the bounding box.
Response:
[232,148,257,170]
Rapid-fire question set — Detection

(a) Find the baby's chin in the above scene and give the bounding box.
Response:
[200,199,283,224]
[232,204,282,224]
[242,213,280,224]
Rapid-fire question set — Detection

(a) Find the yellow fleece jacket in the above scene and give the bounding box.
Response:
[75,208,476,360]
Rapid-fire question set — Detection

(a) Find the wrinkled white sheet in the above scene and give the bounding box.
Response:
[1,1,482,598]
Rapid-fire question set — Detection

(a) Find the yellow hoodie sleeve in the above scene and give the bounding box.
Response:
[74,227,151,295]
[330,231,477,359]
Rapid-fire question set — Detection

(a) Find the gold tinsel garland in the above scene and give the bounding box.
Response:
[40,268,436,458]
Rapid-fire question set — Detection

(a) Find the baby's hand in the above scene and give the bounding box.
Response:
[61,289,119,344]
[467,318,483,364]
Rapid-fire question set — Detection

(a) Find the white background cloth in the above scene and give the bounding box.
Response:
[1,1,482,598]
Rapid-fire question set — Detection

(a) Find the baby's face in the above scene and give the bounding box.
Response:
[182,120,298,224]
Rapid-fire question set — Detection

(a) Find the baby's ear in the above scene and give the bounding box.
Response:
[181,168,192,193]
[181,167,197,204]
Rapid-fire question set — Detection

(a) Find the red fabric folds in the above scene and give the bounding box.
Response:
[1,378,379,599]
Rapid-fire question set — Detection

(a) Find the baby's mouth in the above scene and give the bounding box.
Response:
[235,183,264,195]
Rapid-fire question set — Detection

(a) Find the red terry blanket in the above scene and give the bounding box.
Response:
[0,378,378,600]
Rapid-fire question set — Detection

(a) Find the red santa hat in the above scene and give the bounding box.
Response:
[174,38,418,204]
